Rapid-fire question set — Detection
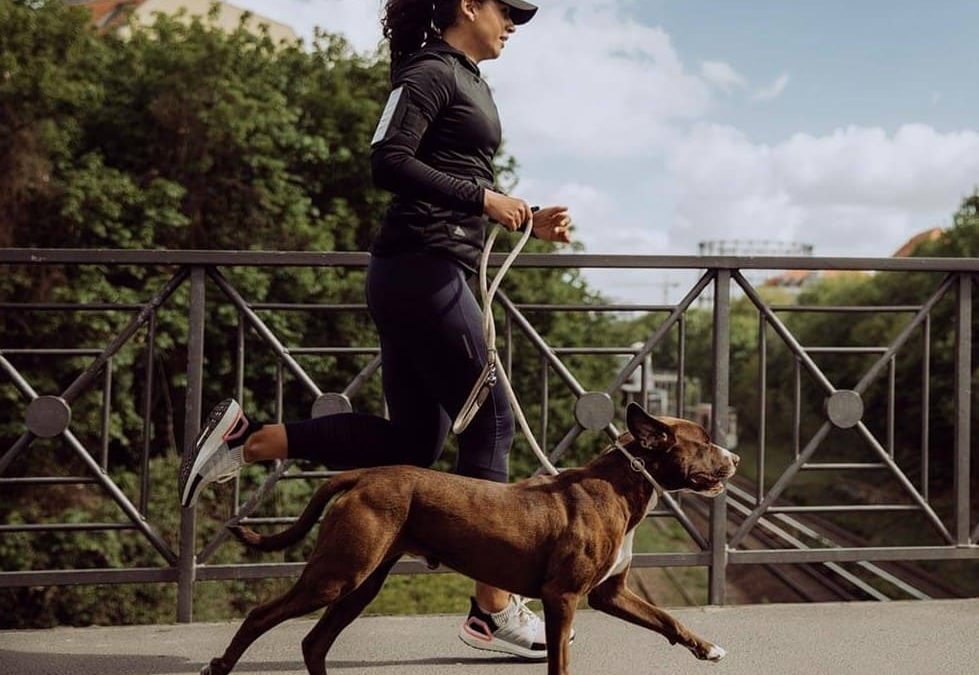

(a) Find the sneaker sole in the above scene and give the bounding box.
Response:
[179,399,240,508]
[458,631,548,661]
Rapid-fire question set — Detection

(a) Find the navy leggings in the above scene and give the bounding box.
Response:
[283,251,513,483]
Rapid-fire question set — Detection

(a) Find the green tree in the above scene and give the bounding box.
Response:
[0,0,618,626]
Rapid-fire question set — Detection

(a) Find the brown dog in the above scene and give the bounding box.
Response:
[202,403,739,675]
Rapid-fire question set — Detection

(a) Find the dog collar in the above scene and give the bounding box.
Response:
[613,442,665,495]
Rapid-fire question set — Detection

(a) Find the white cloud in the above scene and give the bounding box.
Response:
[232,0,384,52]
[667,123,979,255]
[235,1,713,160]
[228,1,979,302]
[518,177,668,254]
[700,60,747,93]
[487,1,711,159]
[753,72,790,101]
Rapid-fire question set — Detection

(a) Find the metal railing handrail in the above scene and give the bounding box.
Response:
[1,248,976,622]
[4,247,979,272]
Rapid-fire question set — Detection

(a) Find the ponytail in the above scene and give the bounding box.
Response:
[382,0,464,74]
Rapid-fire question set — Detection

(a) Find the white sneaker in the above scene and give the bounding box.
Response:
[179,399,249,507]
[458,595,573,661]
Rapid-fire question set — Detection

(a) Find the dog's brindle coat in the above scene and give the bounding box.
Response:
[203,404,739,675]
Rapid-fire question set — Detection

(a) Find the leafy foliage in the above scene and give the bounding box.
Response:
[0,0,618,626]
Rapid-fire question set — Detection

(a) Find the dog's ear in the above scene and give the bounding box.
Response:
[626,402,673,450]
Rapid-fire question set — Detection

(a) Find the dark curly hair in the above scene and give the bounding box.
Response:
[382,0,473,73]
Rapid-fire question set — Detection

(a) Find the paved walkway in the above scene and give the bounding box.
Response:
[1,599,975,674]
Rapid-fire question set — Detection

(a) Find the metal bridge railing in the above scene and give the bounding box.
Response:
[1,249,976,621]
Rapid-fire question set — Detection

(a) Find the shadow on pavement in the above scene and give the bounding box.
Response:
[0,649,531,674]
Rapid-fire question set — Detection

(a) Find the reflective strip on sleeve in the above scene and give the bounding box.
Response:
[371,86,405,146]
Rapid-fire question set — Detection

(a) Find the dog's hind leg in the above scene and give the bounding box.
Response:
[301,556,400,675]
[201,578,333,675]
[541,586,579,675]
[204,505,403,675]
[587,571,726,662]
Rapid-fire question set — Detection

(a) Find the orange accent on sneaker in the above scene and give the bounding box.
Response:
[222,410,247,442]
[463,617,494,642]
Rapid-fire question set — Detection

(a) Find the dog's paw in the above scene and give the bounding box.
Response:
[200,658,228,675]
[689,642,727,662]
[705,644,727,662]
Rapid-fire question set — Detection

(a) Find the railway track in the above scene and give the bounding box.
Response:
[639,475,963,604]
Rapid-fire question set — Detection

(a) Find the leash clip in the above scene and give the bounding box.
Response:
[629,457,646,474]
[452,353,498,435]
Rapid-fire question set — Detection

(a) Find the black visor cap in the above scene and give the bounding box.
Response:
[500,0,538,25]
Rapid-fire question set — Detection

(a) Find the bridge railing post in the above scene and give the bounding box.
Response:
[709,269,731,604]
[178,266,206,622]
[954,273,972,546]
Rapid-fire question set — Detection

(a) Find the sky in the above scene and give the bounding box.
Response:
[233,0,979,302]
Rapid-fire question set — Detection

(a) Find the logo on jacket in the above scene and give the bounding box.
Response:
[452,225,466,238]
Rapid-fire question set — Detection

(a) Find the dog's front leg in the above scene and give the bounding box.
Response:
[587,572,726,662]
[541,587,579,675]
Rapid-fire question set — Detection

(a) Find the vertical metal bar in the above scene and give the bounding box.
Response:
[236,314,246,404]
[709,269,730,605]
[139,312,156,514]
[504,313,513,376]
[674,316,685,508]
[793,357,801,459]
[540,354,549,449]
[953,274,972,545]
[178,266,206,623]
[921,316,931,502]
[677,314,686,417]
[233,314,245,516]
[275,358,284,423]
[101,358,112,470]
[888,356,896,457]
[640,355,649,410]
[758,312,767,504]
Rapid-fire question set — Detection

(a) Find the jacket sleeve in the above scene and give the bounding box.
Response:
[370,57,486,216]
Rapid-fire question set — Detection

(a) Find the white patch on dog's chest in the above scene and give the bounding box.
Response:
[597,492,658,586]
[598,528,636,586]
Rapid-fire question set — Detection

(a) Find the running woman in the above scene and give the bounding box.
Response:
[180,0,573,660]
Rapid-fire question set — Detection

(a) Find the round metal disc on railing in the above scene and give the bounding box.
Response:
[574,392,615,431]
[311,392,353,418]
[824,390,864,429]
[25,396,72,438]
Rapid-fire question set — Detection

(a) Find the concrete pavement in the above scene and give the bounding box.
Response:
[1,599,976,674]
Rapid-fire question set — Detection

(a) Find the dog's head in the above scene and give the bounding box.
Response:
[622,402,739,496]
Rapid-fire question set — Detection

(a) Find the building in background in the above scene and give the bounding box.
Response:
[66,0,297,42]
[697,239,814,301]
[763,227,944,294]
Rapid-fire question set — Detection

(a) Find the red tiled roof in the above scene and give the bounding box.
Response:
[891,227,943,258]
[74,1,147,30]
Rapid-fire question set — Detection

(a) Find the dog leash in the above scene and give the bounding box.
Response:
[452,214,667,497]
[452,211,561,477]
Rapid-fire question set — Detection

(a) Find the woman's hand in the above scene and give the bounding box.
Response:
[531,206,572,243]
[484,190,535,231]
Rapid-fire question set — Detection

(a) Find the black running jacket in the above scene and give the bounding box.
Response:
[370,40,502,270]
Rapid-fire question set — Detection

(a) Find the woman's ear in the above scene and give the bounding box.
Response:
[625,402,673,450]
[459,0,480,22]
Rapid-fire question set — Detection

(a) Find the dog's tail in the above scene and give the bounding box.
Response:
[228,471,362,552]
